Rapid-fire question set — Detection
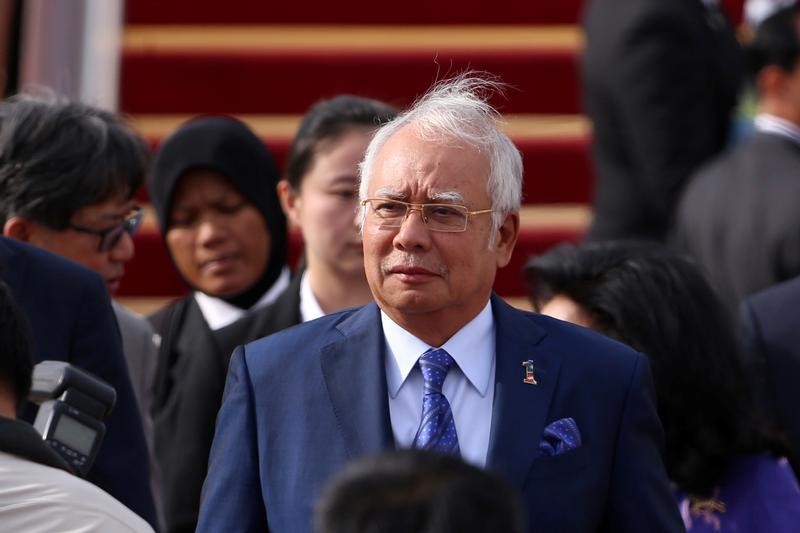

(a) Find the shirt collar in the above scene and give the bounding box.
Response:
[194,267,291,330]
[383,300,495,399]
[299,270,325,323]
[754,113,800,145]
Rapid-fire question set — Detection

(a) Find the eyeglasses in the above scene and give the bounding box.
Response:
[68,207,144,252]
[360,198,496,233]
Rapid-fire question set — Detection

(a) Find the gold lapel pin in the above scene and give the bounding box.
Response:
[521,360,538,385]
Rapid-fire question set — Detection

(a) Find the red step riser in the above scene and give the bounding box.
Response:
[135,137,593,205]
[117,228,582,299]
[120,50,581,115]
[125,0,744,26]
[126,0,584,25]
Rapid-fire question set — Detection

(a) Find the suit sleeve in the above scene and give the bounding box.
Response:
[605,355,685,532]
[614,11,738,224]
[197,346,268,532]
[71,273,158,528]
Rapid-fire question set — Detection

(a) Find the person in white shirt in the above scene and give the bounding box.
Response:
[0,280,153,533]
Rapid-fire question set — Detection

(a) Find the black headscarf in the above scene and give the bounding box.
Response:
[149,116,287,309]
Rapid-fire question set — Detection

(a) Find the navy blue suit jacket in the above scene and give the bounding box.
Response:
[0,237,158,527]
[198,295,684,532]
[741,276,800,472]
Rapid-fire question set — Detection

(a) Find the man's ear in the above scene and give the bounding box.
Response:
[277,179,302,228]
[494,211,519,269]
[3,217,32,241]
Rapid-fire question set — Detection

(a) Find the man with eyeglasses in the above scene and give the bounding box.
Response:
[198,75,683,533]
[0,95,160,529]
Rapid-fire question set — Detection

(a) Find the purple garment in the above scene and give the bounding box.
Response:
[675,454,800,532]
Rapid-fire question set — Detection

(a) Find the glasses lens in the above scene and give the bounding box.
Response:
[100,225,126,252]
[369,199,407,226]
[99,210,142,252]
[423,204,468,231]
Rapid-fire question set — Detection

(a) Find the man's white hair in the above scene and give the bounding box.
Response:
[358,72,523,241]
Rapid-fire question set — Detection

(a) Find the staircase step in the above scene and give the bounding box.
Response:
[125,1,585,25]
[126,0,744,26]
[121,204,589,299]
[120,25,582,115]
[130,114,593,205]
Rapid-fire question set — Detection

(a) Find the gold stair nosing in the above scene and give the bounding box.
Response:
[124,24,583,53]
[128,114,591,142]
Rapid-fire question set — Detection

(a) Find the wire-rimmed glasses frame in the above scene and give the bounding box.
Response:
[360,198,496,233]
[67,207,144,252]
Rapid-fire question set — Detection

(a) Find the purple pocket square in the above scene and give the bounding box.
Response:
[537,417,582,457]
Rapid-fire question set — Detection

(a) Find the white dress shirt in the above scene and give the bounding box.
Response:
[383,300,496,467]
[194,267,291,330]
[298,270,325,323]
[0,451,154,532]
[754,113,800,145]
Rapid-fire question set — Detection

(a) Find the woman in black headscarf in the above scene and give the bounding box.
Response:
[147,116,288,533]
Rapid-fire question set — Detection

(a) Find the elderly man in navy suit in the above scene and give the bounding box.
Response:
[197,75,684,533]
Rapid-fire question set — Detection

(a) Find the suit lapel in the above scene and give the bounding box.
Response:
[486,295,562,490]
[319,302,394,459]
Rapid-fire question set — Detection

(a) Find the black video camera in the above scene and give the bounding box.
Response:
[28,361,116,476]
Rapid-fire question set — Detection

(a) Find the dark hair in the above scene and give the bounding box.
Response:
[0,280,34,413]
[746,4,800,81]
[0,94,148,228]
[526,241,784,497]
[314,450,525,533]
[285,95,397,189]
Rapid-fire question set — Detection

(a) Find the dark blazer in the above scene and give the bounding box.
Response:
[0,237,158,528]
[740,276,800,473]
[582,0,742,241]
[149,274,301,533]
[673,132,800,316]
[197,295,684,533]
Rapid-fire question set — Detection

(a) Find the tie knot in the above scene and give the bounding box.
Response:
[418,348,455,392]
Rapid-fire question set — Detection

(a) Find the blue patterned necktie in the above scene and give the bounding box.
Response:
[411,348,460,455]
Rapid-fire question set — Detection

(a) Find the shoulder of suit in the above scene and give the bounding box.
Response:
[525,311,645,370]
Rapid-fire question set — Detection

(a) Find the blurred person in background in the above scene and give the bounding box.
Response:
[582,0,743,242]
[147,116,288,533]
[215,95,396,345]
[0,95,159,528]
[527,241,800,532]
[0,279,154,533]
[741,274,800,476]
[314,449,525,533]
[673,4,800,318]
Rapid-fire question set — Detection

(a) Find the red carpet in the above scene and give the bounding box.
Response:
[126,0,585,25]
[119,0,743,299]
[125,0,743,26]
[120,50,581,115]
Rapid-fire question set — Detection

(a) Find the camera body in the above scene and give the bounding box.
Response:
[29,361,116,476]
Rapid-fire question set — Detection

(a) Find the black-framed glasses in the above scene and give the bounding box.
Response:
[68,207,144,252]
[361,198,496,233]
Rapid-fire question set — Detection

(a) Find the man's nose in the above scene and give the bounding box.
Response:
[393,206,432,251]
